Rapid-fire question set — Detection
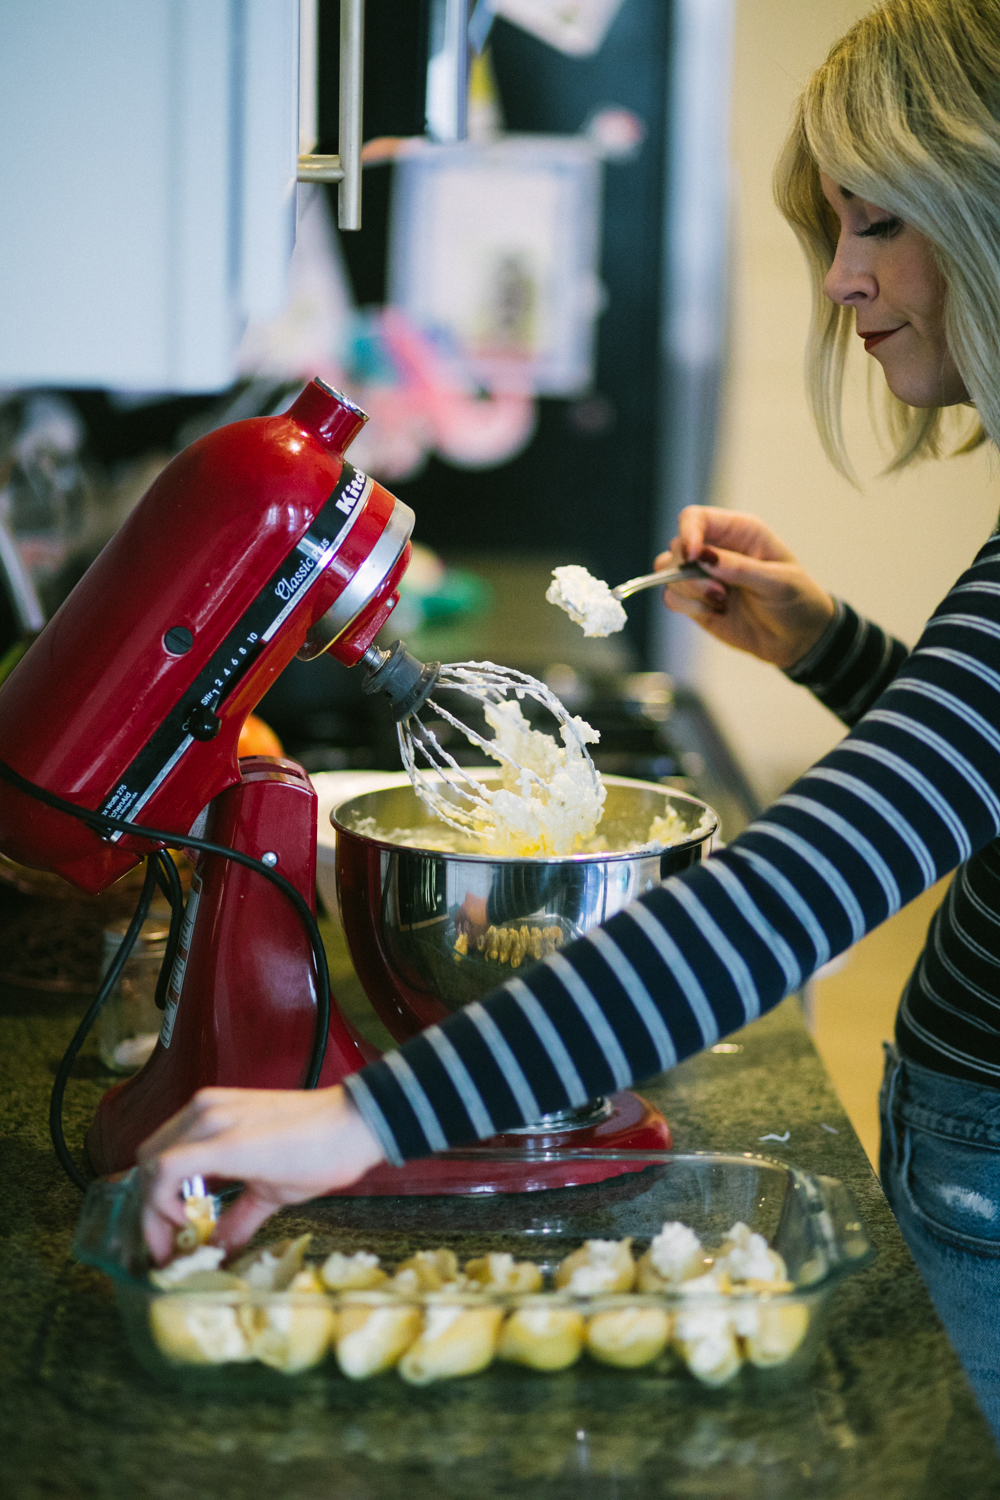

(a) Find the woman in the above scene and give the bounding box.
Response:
[140,0,1000,1432]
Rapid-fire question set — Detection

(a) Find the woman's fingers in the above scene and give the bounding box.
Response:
[660,532,810,605]
[140,1156,198,1263]
[694,547,802,599]
[661,543,788,612]
[141,1157,286,1261]
[662,580,727,618]
[665,512,705,565]
[671,507,796,565]
[137,1085,389,1260]
[142,1205,180,1264]
[142,1140,232,1234]
[214,1189,288,1249]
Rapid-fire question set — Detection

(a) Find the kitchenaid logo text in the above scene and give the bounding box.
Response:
[275,555,315,602]
[335,466,368,516]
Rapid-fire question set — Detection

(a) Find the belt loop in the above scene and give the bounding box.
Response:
[899,1111,915,1207]
[882,1041,903,1163]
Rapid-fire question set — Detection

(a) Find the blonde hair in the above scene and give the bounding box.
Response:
[774,0,1000,476]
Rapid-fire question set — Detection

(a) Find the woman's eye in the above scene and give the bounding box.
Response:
[857,217,902,240]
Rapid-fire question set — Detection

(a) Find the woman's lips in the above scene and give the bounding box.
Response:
[860,326,904,352]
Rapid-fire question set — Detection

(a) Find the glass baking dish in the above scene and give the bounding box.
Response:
[73,1150,873,1395]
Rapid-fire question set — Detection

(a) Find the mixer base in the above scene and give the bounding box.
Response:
[328,1089,672,1195]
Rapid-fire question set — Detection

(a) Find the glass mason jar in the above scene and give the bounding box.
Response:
[97,913,170,1074]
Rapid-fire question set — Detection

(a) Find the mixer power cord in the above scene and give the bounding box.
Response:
[153,847,185,1012]
[0,755,332,1193]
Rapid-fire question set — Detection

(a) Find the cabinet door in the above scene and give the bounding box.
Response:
[0,0,299,393]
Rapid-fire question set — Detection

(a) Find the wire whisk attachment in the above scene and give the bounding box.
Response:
[360,643,604,851]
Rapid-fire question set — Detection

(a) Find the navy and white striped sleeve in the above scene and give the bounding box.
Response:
[784,598,910,726]
[343,533,1000,1165]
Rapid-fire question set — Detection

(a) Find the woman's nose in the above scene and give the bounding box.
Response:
[824,239,878,307]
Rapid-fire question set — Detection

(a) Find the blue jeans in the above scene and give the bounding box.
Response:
[880,1043,1000,1442]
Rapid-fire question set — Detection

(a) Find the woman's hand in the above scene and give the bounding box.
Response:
[454,893,488,943]
[138,1085,386,1263]
[658,507,836,669]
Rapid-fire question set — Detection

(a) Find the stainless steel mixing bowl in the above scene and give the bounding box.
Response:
[333,774,718,1046]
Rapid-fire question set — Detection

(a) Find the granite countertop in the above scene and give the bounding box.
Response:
[2,891,999,1499]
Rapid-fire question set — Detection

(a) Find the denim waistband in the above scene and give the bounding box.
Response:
[884,1043,1000,1149]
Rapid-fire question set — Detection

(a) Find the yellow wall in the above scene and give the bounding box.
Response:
[686,0,1000,806]
[809,881,948,1168]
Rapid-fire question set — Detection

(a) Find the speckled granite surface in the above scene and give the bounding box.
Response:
[2,892,999,1499]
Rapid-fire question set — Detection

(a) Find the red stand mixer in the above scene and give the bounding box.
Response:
[0,379,673,1194]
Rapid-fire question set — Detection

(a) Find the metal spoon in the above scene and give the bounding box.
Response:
[611,560,709,601]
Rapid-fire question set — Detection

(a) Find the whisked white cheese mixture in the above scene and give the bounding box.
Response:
[349,796,708,858]
[479,697,605,856]
[546,565,628,638]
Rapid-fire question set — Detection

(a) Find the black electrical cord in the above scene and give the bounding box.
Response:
[0,755,332,1190]
[49,854,161,1191]
[154,849,185,1012]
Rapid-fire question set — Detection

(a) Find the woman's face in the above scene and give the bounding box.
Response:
[819,172,968,408]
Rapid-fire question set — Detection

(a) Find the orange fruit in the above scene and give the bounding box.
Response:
[237,713,284,760]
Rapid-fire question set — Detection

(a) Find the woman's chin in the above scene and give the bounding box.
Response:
[877,357,969,409]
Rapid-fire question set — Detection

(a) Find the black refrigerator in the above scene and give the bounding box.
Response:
[320,0,718,666]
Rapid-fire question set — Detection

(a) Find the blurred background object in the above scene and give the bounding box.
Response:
[0,0,302,392]
[0,396,91,607]
[326,0,729,664]
[0,515,45,689]
[97,913,171,1074]
[484,1,628,59]
[388,134,603,397]
[237,715,286,761]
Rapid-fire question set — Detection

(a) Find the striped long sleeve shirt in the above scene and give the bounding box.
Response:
[344,531,1000,1163]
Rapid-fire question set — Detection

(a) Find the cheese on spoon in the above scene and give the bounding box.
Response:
[546,566,627,637]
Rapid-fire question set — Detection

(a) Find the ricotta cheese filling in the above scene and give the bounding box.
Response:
[149,1245,226,1286]
[546,565,628,637]
[717,1221,786,1283]
[478,697,606,856]
[563,1239,630,1294]
[648,1221,703,1283]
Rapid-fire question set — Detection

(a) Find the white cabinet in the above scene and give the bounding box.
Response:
[0,0,301,392]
